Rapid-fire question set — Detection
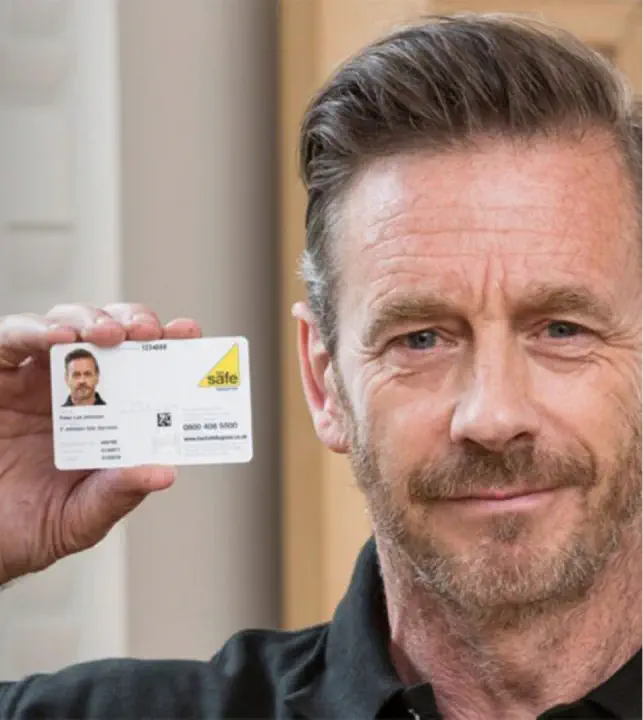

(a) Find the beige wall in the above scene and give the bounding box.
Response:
[120,0,281,660]
[0,0,281,679]
[280,0,642,630]
[0,0,126,679]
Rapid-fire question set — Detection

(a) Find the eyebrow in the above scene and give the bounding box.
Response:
[513,282,617,327]
[362,283,617,347]
[363,293,460,347]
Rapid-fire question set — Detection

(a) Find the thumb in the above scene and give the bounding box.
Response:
[63,465,176,552]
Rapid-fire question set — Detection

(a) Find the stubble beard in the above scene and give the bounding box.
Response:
[72,386,93,404]
[347,409,642,628]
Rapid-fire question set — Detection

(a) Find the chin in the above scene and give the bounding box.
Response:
[398,518,602,609]
[418,536,600,617]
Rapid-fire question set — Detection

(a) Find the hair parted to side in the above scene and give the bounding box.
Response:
[298,13,642,356]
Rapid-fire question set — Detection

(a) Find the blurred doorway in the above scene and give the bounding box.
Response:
[279,0,642,630]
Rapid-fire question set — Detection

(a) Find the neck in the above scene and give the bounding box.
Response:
[378,528,642,720]
[73,394,96,406]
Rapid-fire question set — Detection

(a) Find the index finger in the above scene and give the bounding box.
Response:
[0,315,78,369]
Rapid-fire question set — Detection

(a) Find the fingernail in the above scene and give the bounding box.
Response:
[132,313,154,326]
[95,316,111,325]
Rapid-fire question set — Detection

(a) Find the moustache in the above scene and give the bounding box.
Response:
[407,441,597,503]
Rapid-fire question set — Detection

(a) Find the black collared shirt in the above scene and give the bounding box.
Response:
[0,538,640,718]
[62,392,106,407]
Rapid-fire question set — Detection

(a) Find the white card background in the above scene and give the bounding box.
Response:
[50,337,253,470]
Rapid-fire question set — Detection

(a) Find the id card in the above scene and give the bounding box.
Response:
[50,337,253,470]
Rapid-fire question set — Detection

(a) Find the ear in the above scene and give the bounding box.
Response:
[292,302,350,454]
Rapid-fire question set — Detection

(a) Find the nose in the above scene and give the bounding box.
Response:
[450,339,540,453]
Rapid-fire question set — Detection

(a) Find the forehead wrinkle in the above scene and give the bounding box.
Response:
[357,201,588,250]
[339,212,627,306]
[345,200,611,270]
[359,245,589,297]
[340,135,628,255]
[352,248,617,331]
[365,268,474,306]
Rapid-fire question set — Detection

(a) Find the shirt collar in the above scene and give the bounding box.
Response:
[584,647,641,718]
[287,537,405,719]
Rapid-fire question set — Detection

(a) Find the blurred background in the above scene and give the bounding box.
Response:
[0,0,639,679]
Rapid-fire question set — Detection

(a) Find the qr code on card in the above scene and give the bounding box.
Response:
[157,412,172,428]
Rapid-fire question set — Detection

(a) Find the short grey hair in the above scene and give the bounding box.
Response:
[298,14,642,356]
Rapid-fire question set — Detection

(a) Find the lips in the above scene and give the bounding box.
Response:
[453,487,556,501]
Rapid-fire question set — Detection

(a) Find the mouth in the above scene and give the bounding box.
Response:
[460,488,556,501]
[447,487,561,512]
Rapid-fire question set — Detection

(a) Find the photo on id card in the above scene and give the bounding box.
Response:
[50,337,253,470]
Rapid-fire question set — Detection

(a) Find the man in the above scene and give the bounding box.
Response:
[0,14,640,720]
[62,349,106,406]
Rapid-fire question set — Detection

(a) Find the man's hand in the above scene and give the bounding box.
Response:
[0,303,202,586]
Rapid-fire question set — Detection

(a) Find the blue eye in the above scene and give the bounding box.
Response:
[406,330,439,349]
[546,321,584,339]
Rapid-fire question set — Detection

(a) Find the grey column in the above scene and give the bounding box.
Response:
[118,0,280,659]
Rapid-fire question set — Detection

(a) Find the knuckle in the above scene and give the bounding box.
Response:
[47,304,99,320]
[47,303,76,315]
[0,313,41,337]
[103,302,131,313]
[104,302,142,320]
[104,302,154,319]
[0,315,17,333]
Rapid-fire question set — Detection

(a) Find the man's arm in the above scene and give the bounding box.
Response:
[0,651,245,719]
[0,658,221,719]
[0,305,218,717]
[0,627,295,720]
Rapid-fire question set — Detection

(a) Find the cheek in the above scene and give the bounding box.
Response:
[531,354,640,459]
[358,366,452,473]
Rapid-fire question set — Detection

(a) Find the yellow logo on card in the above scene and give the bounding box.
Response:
[198,344,240,389]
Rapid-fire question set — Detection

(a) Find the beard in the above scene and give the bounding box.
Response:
[347,403,642,626]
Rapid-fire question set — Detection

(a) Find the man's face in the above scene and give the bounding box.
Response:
[66,357,99,405]
[326,135,641,615]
